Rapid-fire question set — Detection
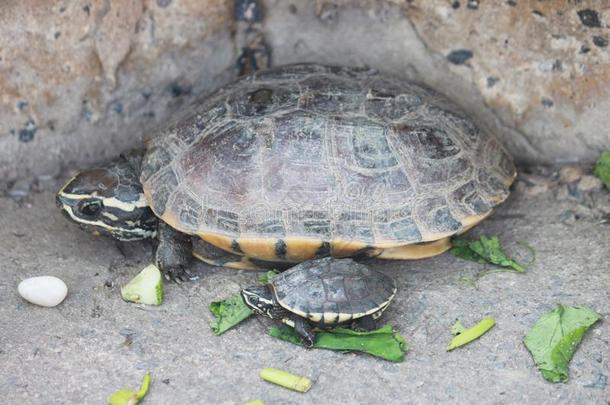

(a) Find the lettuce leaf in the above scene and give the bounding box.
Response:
[269,324,409,362]
[524,304,601,383]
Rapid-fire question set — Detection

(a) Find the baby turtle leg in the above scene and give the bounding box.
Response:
[155,222,193,282]
[351,315,377,332]
[375,238,452,260]
[282,316,316,348]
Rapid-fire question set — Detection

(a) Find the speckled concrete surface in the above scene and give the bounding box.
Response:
[0,168,608,404]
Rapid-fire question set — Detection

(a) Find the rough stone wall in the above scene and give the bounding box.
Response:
[1,0,609,184]
[0,0,236,184]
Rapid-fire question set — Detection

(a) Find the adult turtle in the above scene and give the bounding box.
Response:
[241,257,397,346]
[56,63,515,280]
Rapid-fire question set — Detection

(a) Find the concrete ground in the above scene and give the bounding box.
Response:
[0,166,608,404]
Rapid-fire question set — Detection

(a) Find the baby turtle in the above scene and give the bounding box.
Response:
[241,257,397,346]
[56,63,515,281]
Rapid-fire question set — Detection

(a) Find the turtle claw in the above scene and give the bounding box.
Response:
[162,265,193,283]
[302,336,315,349]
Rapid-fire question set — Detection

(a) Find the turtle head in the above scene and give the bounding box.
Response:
[56,156,158,241]
[241,285,277,319]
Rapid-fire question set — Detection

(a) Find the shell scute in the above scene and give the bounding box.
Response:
[271,258,396,319]
[141,63,515,246]
[373,208,422,242]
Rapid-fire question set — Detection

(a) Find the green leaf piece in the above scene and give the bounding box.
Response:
[524,304,601,383]
[447,317,495,351]
[107,373,151,405]
[258,270,280,284]
[209,293,253,335]
[269,324,409,362]
[269,324,303,345]
[451,235,526,273]
[593,150,610,189]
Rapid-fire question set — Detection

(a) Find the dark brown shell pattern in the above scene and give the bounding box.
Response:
[141,64,515,245]
[270,258,397,321]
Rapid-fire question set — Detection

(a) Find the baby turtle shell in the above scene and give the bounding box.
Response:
[141,63,515,264]
[269,258,397,324]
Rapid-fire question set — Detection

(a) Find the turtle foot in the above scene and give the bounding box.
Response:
[301,334,315,349]
[162,265,196,283]
[351,315,377,332]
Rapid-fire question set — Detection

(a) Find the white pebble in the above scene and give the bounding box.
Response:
[18,276,68,307]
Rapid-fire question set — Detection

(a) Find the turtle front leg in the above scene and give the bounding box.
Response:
[283,316,316,348]
[155,222,193,282]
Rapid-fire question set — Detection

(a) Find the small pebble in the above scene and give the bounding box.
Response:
[467,0,479,10]
[558,166,583,183]
[447,49,474,65]
[515,174,551,196]
[578,175,603,193]
[567,182,581,198]
[577,9,601,28]
[487,76,500,88]
[524,183,549,196]
[539,59,562,72]
[18,276,68,307]
[592,36,608,48]
[318,3,338,22]
[559,209,577,225]
[584,373,607,389]
[8,178,33,199]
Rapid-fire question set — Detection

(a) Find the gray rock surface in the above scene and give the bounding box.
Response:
[0,0,236,184]
[1,167,608,404]
[1,1,609,184]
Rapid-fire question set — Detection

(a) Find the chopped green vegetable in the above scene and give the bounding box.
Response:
[269,324,409,362]
[120,265,164,305]
[107,373,151,405]
[258,270,279,284]
[242,401,265,405]
[260,368,312,393]
[447,317,495,351]
[524,304,601,383]
[593,150,610,189]
[459,239,535,286]
[209,293,253,335]
[451,235,526,273]
[450,319,467,335]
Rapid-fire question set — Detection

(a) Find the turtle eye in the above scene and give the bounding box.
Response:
[78,200,102,218]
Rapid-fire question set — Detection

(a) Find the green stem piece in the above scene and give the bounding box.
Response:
[136,373,151,400]
[260,368,312,393]
[107,372,151,405]
[447,317,496,351]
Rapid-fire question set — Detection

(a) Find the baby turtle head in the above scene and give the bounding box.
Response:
[241,285,277,318]
[56,156,158,241]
